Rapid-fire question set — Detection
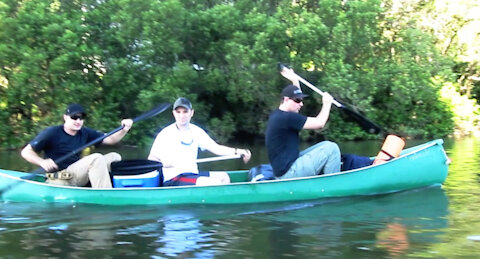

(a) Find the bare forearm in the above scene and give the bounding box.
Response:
[304,102,333,129]
[208,145,237,156]
[102,119,133,145]
[21,145,43,166]
[103,130,127,145]
[21,144,58,171]
[316,103,332,126]
[208,144,251,163]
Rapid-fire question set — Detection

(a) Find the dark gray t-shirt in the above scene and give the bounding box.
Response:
[30,125,104,170]
[265,109,307,177]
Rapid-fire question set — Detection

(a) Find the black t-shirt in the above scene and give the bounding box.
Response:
[265,109,307,177]
[30,125,104,170]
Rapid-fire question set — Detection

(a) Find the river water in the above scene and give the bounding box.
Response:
[1,137,480,258]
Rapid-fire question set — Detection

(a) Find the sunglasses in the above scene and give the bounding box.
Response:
[70,114,85,120]
[291,98,303,103]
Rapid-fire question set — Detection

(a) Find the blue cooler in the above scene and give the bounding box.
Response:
[110,160,163,188]
[113,170,161,188]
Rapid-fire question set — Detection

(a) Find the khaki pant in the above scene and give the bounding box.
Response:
[47,152,121,188]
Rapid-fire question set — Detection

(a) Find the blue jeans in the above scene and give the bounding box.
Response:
[278,141,341,179]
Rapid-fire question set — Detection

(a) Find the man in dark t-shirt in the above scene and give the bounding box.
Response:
[265,68,341,179]
[21,104,133,188]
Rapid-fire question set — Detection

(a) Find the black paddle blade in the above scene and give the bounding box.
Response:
[21,168,45,179]
[339,105,383,134]
[133,103,171,123]
[277,63,289,72]
[276,62,384,134]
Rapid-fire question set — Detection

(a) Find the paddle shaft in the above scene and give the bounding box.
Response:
[109,155,242,173]
[196,154,242,163]
[292,72,343,107]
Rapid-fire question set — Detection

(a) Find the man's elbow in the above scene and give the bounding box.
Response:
[20,145,32,159]
[304,121,326,130]
[102,137,116,145]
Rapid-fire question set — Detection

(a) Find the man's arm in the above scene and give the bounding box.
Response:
[102,119,133,145]
[21,144,58,172]
[303,93,334,130]
[148,152,178,168]
[205,143,251,163]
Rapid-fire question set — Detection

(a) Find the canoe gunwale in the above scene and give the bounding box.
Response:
[1,139,446,191]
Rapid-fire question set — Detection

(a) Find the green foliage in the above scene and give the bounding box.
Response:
[439,79,480,137]
[207,113,236,143]
[1,0,473,150]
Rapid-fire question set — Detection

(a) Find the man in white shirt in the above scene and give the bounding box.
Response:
[148,97,251,186]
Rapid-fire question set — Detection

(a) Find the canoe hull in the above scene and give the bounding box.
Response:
[0,139,449,205]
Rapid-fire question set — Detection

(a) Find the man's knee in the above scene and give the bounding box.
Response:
[87,153,110,167]
[89,152,121,162]
[196,176,223,186]
[210,171,231,184]
[323,141,340,156]
[105,152,121,163]
[103,152,121,171]
[88,153,104,159]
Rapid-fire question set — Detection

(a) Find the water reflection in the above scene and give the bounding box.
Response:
[431,137,480,257]
[0,185,456,258]
[240,187,449,258]
[376,223,409,257]
[155,214,212,258]
[443,138,480,191]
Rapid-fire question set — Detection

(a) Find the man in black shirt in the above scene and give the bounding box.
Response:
[265,68,341,179]
[21,104,133,188]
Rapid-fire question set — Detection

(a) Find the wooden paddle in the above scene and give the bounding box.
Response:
[21,103,171,180]
[278,64,384,134]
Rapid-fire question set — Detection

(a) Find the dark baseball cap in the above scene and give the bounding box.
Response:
[282,85,308,99]
[173,97,193,110]
[65,104,86,116]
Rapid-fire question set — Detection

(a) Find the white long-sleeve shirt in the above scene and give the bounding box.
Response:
[148,123,217,181]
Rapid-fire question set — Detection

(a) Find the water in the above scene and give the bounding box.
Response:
[1,138,480,258]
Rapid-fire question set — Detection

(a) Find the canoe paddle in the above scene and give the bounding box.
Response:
[196,154,242,163]
[278,64,384,134]
[20,102,171,181]
[110,154,243,173]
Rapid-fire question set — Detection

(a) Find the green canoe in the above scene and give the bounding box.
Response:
[0,139,449,205]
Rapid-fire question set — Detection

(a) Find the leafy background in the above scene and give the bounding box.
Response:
[0,0,479,148]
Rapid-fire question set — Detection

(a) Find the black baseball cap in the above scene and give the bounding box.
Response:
[173,97,193,110]
[282,85,308,99]
[65,104,86,116]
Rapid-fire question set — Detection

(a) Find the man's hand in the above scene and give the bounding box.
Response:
[121,119,133,132]
[237,149,252,163]
[322,92,334,105]
[39,158,58,172]
[280,67,300,86]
